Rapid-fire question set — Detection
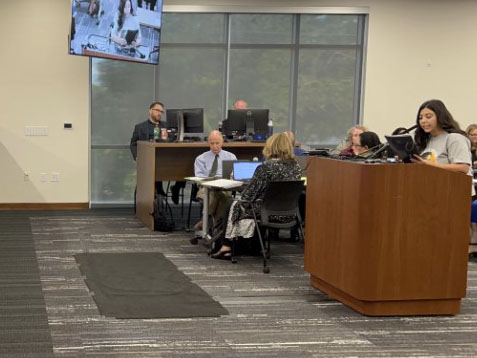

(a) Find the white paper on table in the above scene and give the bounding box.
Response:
[200,179,244,189]
[184,176,216,182]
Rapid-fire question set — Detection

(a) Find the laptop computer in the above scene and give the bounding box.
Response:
[222,159,249,179]
[233,161,262,182]
[222,160,235,179]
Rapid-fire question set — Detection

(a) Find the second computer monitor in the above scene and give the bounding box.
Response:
[166,108,204,141]
[226,109,269,136]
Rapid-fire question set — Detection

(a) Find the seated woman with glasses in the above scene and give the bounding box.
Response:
[466,124,477,166]
[212,133,302,260]
[338,125,368,156]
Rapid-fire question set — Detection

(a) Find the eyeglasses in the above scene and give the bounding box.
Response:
[151,108,164,113]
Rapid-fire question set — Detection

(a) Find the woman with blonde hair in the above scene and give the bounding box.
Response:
[212,133,302,259]
[466,124,477,165]
[339,125,368,156]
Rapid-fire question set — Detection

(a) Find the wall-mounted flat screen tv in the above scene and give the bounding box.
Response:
[69,0,163,65]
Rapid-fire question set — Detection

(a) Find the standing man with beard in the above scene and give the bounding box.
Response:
[130,101,167,205]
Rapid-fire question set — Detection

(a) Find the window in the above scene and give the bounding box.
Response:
[91,12,366,205]
[91,58,155,204]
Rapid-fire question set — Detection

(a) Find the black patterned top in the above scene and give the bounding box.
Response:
[231,159,302,223]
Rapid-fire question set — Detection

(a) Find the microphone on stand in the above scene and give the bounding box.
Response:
[393,124,418,135]
[366,142,389,160]
[370,124,418,161]
[404,124,418,133]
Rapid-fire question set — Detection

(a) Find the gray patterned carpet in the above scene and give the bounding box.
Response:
[1,209,477,357]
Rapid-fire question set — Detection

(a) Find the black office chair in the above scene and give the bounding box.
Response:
[238,180,305,274]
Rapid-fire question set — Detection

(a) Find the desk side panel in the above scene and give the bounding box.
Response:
[136,141,156,230]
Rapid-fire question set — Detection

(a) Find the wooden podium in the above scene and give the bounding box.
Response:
[136,141,265,230]
[304,157,471,316]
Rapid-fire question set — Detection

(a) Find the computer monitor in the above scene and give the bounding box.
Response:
[384,134,419,162]
[225,109,269,137]
[166,108,204,141]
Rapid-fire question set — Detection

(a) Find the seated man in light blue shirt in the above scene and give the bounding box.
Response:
[194,130,237,230]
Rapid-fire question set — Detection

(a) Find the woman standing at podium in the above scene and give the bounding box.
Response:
[412,99,473,196]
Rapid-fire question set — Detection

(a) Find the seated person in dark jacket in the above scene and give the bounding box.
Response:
[130,101,167,197]
[358,131,382,158]
[130,101,185,204]
[212,133,302,259]
[130,101,165,159]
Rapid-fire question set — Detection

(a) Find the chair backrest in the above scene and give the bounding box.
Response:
[260,180,304,227]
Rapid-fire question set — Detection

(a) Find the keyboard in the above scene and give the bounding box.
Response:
[182,136,203,142]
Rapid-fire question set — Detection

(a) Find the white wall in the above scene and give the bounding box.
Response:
[0,0,89,204]
[1,0,476,203]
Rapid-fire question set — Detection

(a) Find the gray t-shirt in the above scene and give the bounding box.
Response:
[422,132,474,195]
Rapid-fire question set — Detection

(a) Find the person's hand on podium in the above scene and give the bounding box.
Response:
[410,154,426,164]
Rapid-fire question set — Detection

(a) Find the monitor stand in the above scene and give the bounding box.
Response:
[245,111,254,136]
[177,110,184,142]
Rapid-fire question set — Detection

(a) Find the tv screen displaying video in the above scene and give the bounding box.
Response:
[69,0,163,65]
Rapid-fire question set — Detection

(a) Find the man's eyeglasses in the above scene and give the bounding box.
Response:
[151,108,163,113]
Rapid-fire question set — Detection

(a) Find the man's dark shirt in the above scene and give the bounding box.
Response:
[130,119,166,160]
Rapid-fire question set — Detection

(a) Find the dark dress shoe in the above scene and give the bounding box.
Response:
[189,237,199,245]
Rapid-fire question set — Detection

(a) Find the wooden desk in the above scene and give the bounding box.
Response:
[136,141,265,230]
[304,157,471,316]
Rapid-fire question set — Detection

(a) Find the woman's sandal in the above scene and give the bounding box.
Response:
[211,249,232,260]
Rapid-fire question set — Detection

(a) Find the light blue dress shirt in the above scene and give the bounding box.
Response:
[194,149,237,178]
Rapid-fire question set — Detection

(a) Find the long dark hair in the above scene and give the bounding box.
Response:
[414,99,465,151]
[117,0,134,30]
[360,131,381,149]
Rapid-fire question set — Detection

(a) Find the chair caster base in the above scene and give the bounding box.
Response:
[231,257,237,264]
[263,267,270,274]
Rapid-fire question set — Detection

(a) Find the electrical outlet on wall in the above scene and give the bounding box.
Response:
[51,172,60,182]
[23,172,29,181]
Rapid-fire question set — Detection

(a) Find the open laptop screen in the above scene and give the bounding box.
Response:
[233,161,262,181]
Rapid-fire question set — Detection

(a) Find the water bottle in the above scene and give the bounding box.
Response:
[153,124,160,141]
[218,121,223,133]
[267,119,273,137]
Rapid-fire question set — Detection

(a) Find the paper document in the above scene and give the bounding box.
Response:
[184,176,216,182]
[201,179,244,189]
